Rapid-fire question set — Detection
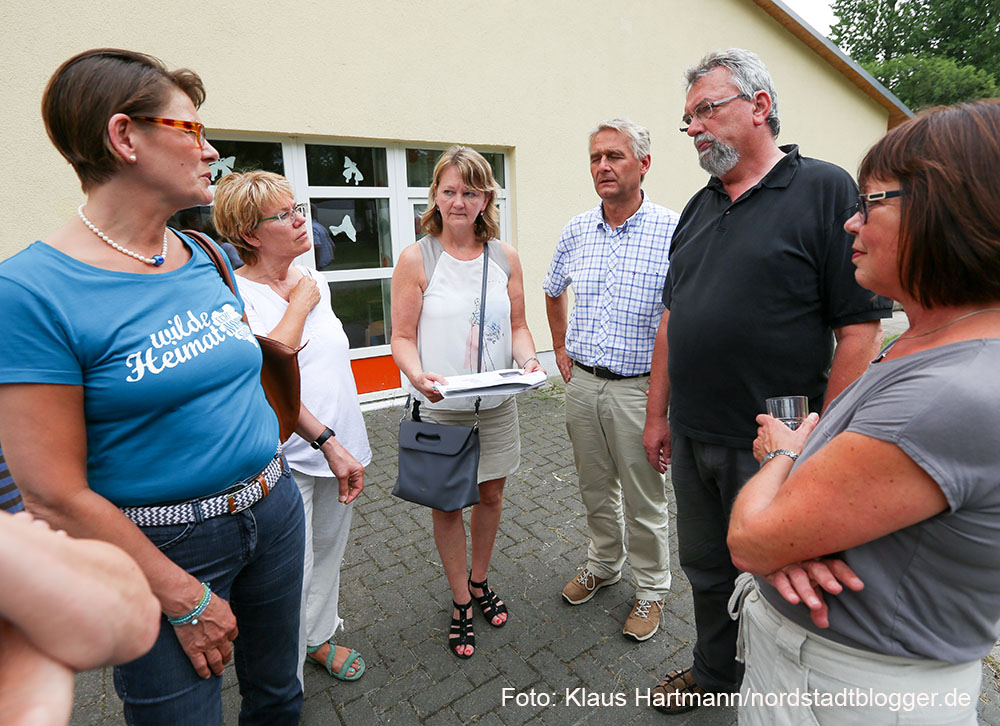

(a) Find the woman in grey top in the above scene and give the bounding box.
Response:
[728,100,1000,725]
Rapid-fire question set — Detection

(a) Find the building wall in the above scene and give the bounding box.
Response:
[1,0,888,360]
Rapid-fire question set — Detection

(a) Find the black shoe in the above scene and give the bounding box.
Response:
[449,600,475,658]
[469,576,508,628]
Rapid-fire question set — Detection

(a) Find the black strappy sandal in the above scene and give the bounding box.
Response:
[449,600,475,658]
[469,577,508,628]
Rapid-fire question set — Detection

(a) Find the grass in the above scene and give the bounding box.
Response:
[527,380,565,401]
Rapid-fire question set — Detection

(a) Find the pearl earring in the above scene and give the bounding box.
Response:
[129,154,136,162]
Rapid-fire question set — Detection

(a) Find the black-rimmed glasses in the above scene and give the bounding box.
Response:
[857,190,902,222]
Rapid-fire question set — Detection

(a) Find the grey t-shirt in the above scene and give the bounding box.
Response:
[760,339,1000,663]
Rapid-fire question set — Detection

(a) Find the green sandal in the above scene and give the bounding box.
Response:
[306,642,366,681]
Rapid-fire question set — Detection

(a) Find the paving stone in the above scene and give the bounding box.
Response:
[451,675,507,718]
[336,695,385,726]
[301,691,343,725]
[411,669,473,716]
[69,390,1000,725]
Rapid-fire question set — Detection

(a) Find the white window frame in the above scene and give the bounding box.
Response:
[205,134,510,361]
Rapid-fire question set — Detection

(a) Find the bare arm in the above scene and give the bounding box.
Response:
[823,320,882,413]
[242,268,364,504]
[0,511,160,669]
[642,311,672,472]
[503,244,544,374]
[0,620,75,726]
[0,384,238,679]
[390,245,446,401]
[544,293,572,382]
[728,416,948,575]
[294,404,364,504]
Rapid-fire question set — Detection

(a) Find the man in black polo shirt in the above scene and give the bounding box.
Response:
[642,48,892,714]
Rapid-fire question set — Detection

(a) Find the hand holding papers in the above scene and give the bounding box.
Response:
[433,368,547,398]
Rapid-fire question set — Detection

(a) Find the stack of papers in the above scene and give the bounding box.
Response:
[433,369,547,398]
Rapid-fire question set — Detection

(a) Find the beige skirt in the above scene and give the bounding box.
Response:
[418,396,520,483]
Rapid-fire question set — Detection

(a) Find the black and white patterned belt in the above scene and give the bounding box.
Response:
[120,449,285,527]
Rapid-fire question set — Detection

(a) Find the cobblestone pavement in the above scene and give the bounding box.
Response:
[73,378,1000,725]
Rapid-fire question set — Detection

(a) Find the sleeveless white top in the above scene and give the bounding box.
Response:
[406,236,513,411]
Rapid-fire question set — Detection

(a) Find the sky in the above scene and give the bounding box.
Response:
[781,0,837,35]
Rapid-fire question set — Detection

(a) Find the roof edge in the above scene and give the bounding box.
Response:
[750,0,913,128]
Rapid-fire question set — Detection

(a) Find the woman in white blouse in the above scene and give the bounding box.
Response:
[391,146,544,659]
[213,171,368,682]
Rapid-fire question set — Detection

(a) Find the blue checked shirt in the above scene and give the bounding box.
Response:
[543,194,678,376]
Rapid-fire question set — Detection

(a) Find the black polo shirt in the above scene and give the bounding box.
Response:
[664,145,892,449]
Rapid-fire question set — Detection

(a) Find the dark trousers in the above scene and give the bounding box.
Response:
[114,467,306,726]
[671,432,758,693]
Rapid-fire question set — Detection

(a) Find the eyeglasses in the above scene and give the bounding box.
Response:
[259,203,308,225]
[679,93,751,132]
[133,116,207,149]
[856,190,902,222]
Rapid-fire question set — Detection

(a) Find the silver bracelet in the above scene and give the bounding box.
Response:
[522,356,540,368]
[761,449,799,466]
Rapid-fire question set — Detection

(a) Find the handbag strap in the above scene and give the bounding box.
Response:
[476,243,488,374]
[472,242,490,416]
[184,229,251,326]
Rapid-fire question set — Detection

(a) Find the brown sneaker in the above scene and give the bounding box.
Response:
[562,568,621,605]
[623,598,662,641]
[650,667,706,714]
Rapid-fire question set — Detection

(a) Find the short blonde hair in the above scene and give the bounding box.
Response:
[420,146,500,243]
[211,171,293,266]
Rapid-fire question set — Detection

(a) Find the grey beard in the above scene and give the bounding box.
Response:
[696,134,740,177]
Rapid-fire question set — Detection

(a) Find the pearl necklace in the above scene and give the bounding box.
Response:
[77,204,168,266]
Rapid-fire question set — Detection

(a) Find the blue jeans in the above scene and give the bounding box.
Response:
[113,464,306,726]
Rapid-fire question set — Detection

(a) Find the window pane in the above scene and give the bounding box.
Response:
[330,279,391,349]
[412,202,428,240]
[305,145,388,187]
[405,148,505,188]
[310,198,391,271]
[405,148,438,187]
[167,206,244,270]
[207,139,284,184]
[482,152,505,188]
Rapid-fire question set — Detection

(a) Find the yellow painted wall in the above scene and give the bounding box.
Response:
[0,0,888,349]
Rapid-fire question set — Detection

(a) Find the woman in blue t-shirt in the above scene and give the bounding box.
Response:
[0,49,305,725]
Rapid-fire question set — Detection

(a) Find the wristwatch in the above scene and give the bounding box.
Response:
[310,427,335,450]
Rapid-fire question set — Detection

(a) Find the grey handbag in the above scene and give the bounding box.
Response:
[391,244,490,512]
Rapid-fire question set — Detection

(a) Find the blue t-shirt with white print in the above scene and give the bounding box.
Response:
[0,232,278,506]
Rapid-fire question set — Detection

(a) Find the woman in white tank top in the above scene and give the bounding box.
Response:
[391,147,544,659]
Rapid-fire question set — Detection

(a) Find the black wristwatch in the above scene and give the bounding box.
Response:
[310,427,335,449]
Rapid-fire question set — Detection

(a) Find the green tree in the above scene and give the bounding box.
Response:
[864,55,999,110]
[830,0,999,109]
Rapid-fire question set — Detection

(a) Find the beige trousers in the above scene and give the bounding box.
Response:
[565,367,671,600]
[738,583,980,725]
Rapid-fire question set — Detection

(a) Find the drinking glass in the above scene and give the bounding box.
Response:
[765,396,809,430]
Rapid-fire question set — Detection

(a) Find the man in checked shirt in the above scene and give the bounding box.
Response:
[543,118,679,642]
